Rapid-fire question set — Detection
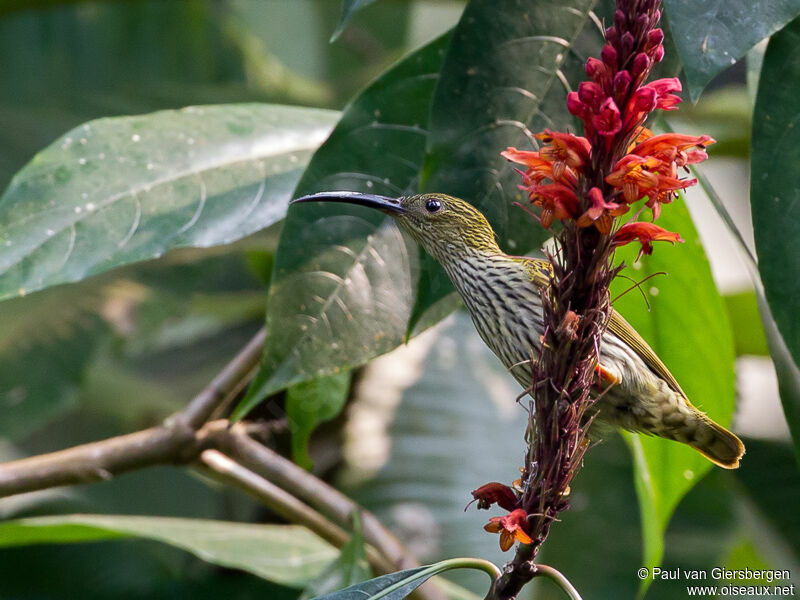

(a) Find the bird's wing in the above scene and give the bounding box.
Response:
[519,257,552,287]
[519,257,685,395]
[607,308,686,396]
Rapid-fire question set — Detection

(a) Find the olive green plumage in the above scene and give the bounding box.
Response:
[293,191,745,468]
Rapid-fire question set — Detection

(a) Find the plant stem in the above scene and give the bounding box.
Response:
[532,564,583,600]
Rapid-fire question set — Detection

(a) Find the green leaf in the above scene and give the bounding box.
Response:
[314,559,497,600]
[734,438,800,560]
[610,197,737,595]
[663,0,800,101]
[234,33,452,418]
[301,513,370,600]
[409,0,606,329]
[316,566,431,600]
[0,515,338,588]
[752,16,800,374]
[287,372,352,470]
[331,0,379,41]
[723,292,769,356]
[755,290,800,466]
[0,104,338,301]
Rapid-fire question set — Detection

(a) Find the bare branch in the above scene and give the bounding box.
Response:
[0,424,195,497]
[217,423,419,571]
[0,420,252,498]
[178,327,266,429]
[198,449,397,576]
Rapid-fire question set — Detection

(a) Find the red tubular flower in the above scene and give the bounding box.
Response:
[534,130,591,178]
[500,148,554,184]
[593,98,623,138]
[630,133,716,167]
[577,187,628,233]
[606,155,661,203]
[484,509,533,551]
[643,77,682,110]
[606,154,695,207]
[470,482,519,512]
[499,0,711,254]
[528,183,580,227]
[612,221,683,258]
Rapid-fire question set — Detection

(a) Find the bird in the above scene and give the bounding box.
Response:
[292,191,745,468]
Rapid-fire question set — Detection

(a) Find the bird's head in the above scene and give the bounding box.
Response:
[291,191,500,263]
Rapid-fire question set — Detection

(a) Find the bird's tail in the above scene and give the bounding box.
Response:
[656,399,745,469]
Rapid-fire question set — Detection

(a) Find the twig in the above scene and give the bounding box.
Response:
[197,449,397,576]
[177,327,266,429]
[217,423,418,571]
[0,424,197,497]
[197,449,444,600]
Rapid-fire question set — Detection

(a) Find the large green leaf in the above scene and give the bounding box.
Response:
[735,438,800,560]
[755,289,800,466]
[0,104,338,300]
[723,291,769,357]
[610,197,736,594]
[287,371,352,470]
[663,0,800,101]
[314,559,496,600]
[409,0,606,328]
[752,17,800,425]
[0,515,338,588]
[235,33,452,417]
[300,514,370,600]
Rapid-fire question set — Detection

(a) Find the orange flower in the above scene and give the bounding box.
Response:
[484,509,533,551]
[606,155,661,203]
[630,133,715,167]
[528,183,580,227]
[577,187,629,233]
[612,221,684,258]
[501,148,554,184]
[606,155,694,204]
[534,130,591,179]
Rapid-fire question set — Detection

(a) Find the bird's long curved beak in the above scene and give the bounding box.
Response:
[291,191,405,214]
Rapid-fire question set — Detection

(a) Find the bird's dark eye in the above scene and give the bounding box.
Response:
[425,198,442,213]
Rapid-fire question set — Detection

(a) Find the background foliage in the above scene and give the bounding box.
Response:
[0,1,798,599]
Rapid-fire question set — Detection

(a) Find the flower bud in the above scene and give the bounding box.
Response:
[614,10,626,31]
[578,81,604,106]
[621,32,635,56]
[585,57,609,85]
[645,28,664,51]
[631,52,651,79]
[601,44,618,69]
[566,92,587,118]
[613,70,632,101]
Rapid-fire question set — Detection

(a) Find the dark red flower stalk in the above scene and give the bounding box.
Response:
[478,2,716,598]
